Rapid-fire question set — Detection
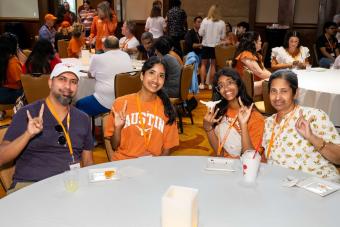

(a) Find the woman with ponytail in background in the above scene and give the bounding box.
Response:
[104,56,179,161]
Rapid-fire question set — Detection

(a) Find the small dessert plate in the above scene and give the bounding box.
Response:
[205,157,236,172]
[89,168,119,182]
[296,177,340,196]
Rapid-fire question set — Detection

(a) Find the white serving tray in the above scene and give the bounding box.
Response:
[297,177,340,197]
[205,157,236,172]
[89,167,119,182]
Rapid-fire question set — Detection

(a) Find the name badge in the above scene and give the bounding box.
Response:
[69,162,81,170]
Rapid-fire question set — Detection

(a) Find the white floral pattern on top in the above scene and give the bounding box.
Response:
[271,46,310,64]
[262,106,340,180]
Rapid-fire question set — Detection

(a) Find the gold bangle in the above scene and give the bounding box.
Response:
[318,140,327,151]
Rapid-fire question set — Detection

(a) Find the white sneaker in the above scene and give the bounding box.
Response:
[208,84,213,90]
[199,83,205,90]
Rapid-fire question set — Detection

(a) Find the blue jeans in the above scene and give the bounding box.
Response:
[0,87,23,104]
[75,95,110,116]
[319,57,334,68]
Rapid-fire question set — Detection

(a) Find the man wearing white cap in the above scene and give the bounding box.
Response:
[0,63,94,193]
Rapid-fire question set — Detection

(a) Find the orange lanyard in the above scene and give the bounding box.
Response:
[136,94,158,150]
[266,105,298,159]
[121,37,131,49]
[46,98,74,162]
[217,116,238,156]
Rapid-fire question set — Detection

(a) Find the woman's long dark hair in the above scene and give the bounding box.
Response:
[141,56,176,125]
[232,31,262,68]
[212,68,253,120]
[0,32,18,86]
[25,39,55,74]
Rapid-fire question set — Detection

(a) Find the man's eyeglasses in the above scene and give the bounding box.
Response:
[215,80,236,92]
[55,125,66,146]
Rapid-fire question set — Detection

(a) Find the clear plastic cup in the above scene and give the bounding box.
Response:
[63,169,79,192]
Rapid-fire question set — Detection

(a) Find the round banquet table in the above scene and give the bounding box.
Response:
[0,156,339,227]
[61,58,144,102]
[295,68,340,127]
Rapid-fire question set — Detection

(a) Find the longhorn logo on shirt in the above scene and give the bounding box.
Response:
[124,112,165,133]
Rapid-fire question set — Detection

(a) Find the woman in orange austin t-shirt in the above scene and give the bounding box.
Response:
[203,68,264,158]
[90,1,117,53]
[0,33,23,114]
[104,56,179,161]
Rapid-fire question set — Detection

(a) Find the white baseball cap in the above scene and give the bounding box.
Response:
[50,63,80,79]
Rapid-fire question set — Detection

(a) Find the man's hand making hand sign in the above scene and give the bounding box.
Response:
[26,104,44,138]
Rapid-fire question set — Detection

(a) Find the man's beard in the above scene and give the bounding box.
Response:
[55,94,73,106]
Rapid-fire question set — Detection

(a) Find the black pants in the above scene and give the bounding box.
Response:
[0,87,23,104]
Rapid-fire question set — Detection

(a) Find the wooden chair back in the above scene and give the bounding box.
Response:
[57,40,69,58]
[179,64,194,101]
[242,69,255,99]
[101,113,113,162]
[21,74,50,104]
[313,43,319,66]
[114,72,142,98]
[0,127,15,192]
[215,45,236,69]
[262,80,276,115]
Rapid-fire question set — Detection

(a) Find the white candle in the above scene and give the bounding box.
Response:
[162,185,198,227]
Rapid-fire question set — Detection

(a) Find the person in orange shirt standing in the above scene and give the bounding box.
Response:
[68,23,85,58]
[104,56,179,161]
[90,1,117,53]
[0,33,23,120]
[203,68,264,158]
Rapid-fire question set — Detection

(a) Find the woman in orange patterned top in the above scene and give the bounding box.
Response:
[203,68,264,158]
[0,33,23,119]
[90,1,117,53]
[104,56,179,161]
[233,31,271,96]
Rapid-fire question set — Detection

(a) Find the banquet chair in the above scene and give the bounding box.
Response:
[170,64,195,133]
[22,49,32,58]
[261,80,276,115]
[114,72,142,98]
[180,40,186,55]
[101,113,113,161]
[215,45,236,70]
[313,44,319,66]
[242,69,275,116]
[21,74,50,104]
[0,126,15,193]
[58,40,69,58]
[261,42,269,61]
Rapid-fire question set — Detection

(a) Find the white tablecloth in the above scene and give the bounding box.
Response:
[0,156,339,227]
[296,68,340,127]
